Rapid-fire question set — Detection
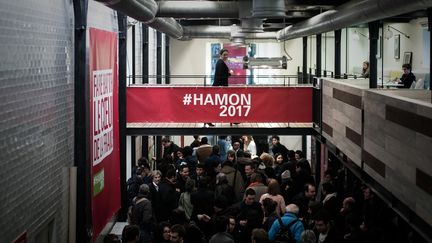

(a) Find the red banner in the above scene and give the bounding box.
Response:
[89,28,120,240]
[127,86,312,123]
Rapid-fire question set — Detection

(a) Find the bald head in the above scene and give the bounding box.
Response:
[285,204,300,215]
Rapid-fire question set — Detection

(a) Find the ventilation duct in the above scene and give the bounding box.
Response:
[277,0,432,41]
[147,18,184,39]
[252,0,286,18]
[157,1,238,18]
[95,0,183,39]
[243,56,288,69]
[95,0,157,23]
[180,26,277,40]
[240,18,264,33]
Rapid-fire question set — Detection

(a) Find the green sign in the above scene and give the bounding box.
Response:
[93,169,104,197]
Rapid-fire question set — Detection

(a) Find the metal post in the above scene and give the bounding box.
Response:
[303,36,308,84]
[118,12,128,221]
[316,34,322,78]
[165,37,170,84]
[142,25,149,84]
[369,21,379,88]
[428,8,432,91]
[132,25,136,84]
[156,32,162,84]
[335,29,341,79]
[73,0,91,242]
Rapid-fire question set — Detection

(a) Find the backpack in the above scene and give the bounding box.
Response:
[274,217,299,243]
[127,197,147,225]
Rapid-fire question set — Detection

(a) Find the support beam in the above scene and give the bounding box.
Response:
[118,12,128,221]
[303,36,307,84]
[73,0,91,241]
[369,21,380,88]
[142,25,149,83]
[335,29,341,79]
[316,34,322,78]
[165,37,170,84]
[132,25,136,84]
[428,8,432,91]
[156,32,162,84]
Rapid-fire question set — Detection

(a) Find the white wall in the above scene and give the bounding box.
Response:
[382,18,430,75]
[170,38,305,85]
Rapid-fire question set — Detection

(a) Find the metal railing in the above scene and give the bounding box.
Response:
[126,74,314,86]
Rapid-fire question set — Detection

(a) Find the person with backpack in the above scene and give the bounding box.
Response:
[268,204,304,243]
[128,184,153,243]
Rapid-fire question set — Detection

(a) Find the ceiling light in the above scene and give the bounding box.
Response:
[384,25,410,40]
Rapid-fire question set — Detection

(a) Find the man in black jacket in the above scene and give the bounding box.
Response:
[396,63,416,88]
[158,168,180,222]
[213,49,231,87]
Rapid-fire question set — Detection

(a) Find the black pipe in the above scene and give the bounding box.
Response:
[132,25,136,84]
[73,0,91,242]
[335,29,341,79]
[142,26,149,84]
[118,12,128,221]
[156,32,162,84]
[165,37,170,84]
[303,36,308,84]
[428,8,432,91]
[316,34,322,78]
[369,21,380,88]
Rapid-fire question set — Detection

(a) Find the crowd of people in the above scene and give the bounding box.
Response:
[107,135,418,243]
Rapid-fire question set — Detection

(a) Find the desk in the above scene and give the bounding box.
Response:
[382,82,404,89]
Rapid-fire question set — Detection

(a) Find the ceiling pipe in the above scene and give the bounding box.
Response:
[95,0,184,39]
[180,26,277,40]
[157,1,238,18]
[277,0,432,41]
[95,0,158,23]
[147,18,184,39]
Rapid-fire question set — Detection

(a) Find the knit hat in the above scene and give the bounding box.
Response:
[281,170,291,179]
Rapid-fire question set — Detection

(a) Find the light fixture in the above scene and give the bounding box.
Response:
[353,30,368,40]
[384,25,410,39]
[243,56,287,69]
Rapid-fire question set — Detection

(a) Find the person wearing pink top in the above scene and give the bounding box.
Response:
[259,179,286,215]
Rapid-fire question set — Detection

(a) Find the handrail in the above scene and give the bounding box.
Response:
[127,74,311,86]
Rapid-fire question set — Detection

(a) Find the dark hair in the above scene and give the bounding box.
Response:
[314,209,331,224]
[196,163,205,169]
[295,150,304,158]
[219,48,228,55]
[193,135,199,139]
[170,208,188,225]
[245,188,256,196]
[212,145,220,155]
[271,135,280,141]
[104,234,120,243]
[402,63,411,70]
[138,157,149,167]
[322,182,335,194]
[179,164,189,173]
[214,216,228,232]
[165,168,176,179]
[184,178,195,193]
[170,224,186,238]
[161,136,170,143]
[262,198,277,216]
[122,225,140,242]
[251,228,269,243]
[288,150,296,159]
[201,137,208,145]
[182,146,193,157]
[304,183,315,193]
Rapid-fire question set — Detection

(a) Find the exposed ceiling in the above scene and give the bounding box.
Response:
[96,0,431,41]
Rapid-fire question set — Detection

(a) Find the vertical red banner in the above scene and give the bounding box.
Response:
[89,28,120,240]
[224,44,246,85]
